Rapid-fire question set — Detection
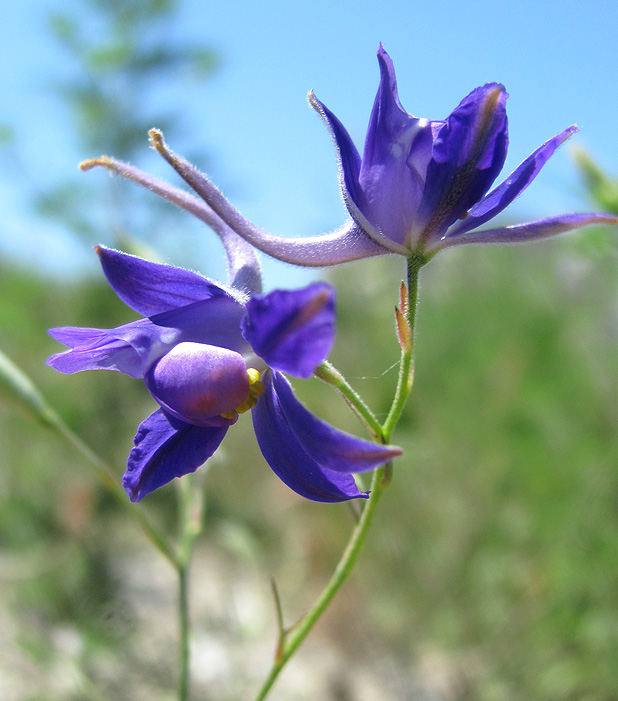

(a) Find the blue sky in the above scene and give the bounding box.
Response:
[1,0,617,284]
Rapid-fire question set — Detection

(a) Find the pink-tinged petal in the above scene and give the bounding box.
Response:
[123,409,228,502]
[47,325,143,378]
[434,213,618,251]
[444,126,579,240]
[251,373,368,502]
[417,83,509,238]
[81,158,262,296]
[95,245,233,316]
[272,372,401,472]
[144,342,249,426]
[242,283,335,378]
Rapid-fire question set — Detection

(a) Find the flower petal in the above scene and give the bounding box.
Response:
[418,83,509,240]
[272,372,401,472]
[123,408,228,502]
[144,342,249,426]
[47,325,143,377]
[436,212,618,250]
[444,126,579,240]
[251,373,368,502]
[242,283,335,378]
[356,46,435,247]
[96,245,233,316]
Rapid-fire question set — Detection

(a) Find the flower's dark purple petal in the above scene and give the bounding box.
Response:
[356,45,436,247]
[436,212,618,250]
[81,158,262,296]
[444,126,579,241]
[272,372,401,472]
[148,296,248,351]
[242,283,335,378]
[47,326,143,377]
[251,373,368,502]
[418,83,509,240]
[144,342,249,426]
[123,408,228,502]
[96,245,233,316]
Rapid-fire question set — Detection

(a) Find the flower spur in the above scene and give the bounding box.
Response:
[47,245,400,502]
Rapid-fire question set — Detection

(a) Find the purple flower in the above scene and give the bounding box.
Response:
[82,46,615,267]
[47,246,400,503]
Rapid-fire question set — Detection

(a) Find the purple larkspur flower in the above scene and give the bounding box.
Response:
[47,246,400,503]
[81,46,616,267]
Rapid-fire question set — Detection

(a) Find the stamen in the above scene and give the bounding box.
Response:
[220,368,265,419]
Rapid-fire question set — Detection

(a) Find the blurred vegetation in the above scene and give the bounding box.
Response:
[2,0,618,695]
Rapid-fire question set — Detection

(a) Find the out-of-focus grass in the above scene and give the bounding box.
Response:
[1,227,617,698]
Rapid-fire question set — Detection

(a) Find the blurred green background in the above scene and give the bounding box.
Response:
[1,1,618,699]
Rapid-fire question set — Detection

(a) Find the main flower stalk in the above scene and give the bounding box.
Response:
[255,258,424,699]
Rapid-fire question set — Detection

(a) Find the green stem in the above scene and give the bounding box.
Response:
[314,360,384,440]
[254,465,388,701]
[255,254,426,699]
[178,566,190,701]
[176,475,202,701]
[382,253,424,439]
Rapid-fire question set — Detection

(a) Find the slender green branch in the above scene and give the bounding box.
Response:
[254,465,388,701]
[314,360,384,440]
[382,253,424,440]
[254,254,426,700]
[176,475,203,701]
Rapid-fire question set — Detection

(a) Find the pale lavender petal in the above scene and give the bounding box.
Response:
[444,126,579,240]
[96,245,231,316]
[81,157,262,295]
[242,283,335,378]
[272,372,401,472]
[417,83,509,236]
[123,409,228,502]
[434,213,618,251]
[251,373,368,502]
[144,342,249,426]
[47,326,143,378]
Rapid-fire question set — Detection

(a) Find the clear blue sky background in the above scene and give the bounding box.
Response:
[1,0,617,284]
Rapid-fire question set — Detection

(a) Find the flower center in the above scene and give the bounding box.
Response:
[220,368,265,419]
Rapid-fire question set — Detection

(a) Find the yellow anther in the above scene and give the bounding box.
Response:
[220,368,265,419]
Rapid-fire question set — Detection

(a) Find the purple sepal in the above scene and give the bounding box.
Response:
[356,45,435,246]
[443,126,579,242]
[47,325,143,378]
[272,372,401,472]
[96,245,232,316]
[417,83,509,237]
[123,408,228,502]
[438,212,618,250]
[251,372,368,502]
[242,283,335,378]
